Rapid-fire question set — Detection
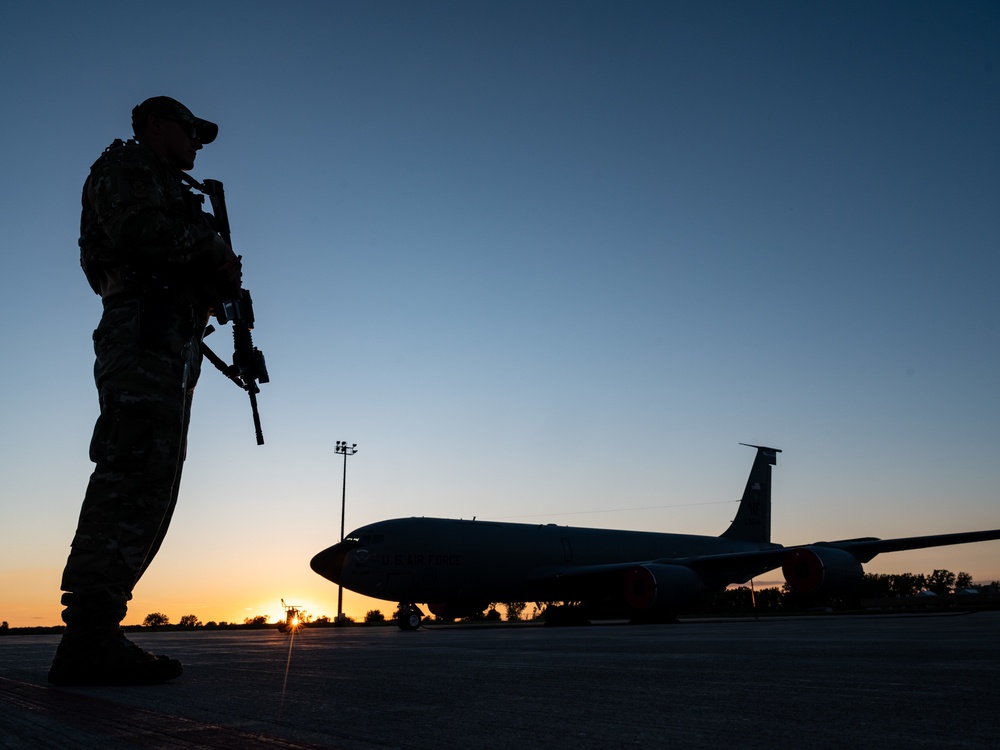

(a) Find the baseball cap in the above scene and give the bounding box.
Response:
[131,96,219,144]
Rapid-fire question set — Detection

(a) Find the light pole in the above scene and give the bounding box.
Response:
[334,440,358,625]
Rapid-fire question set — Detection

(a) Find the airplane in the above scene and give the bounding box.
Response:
[310,444,1000,629]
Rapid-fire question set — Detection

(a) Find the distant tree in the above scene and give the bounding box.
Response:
[504,602,527,621]
[461,606,489,622]
[243,615,270,627]
[955,572,974,590]
[860,574,894,599]
[726,586,757,612]
[142,612,170,628]
[0,621,9,634]
[531,602,556,620]
[179,614,202,628]
[754,587,785,611]
[702,586,784,614]
[859,573,925,598]
[889,573,926,597]
[485,607,502,622]
[364,609,386,624]
[927,569,956,595]
[204,621,219,628]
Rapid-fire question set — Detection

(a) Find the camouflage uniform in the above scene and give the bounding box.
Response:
[60,138,228,628]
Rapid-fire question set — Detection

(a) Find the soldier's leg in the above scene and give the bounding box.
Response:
[51,304,200,685]
[59,304,199,627]
[135,383,194,583]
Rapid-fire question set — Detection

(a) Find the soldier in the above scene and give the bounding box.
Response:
[49,97,242,685]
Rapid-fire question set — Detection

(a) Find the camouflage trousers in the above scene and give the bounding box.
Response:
[60,298,204,626]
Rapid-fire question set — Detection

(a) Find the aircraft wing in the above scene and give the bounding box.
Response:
[670,528,1000,574]
[526,550,790,591]
[683,528,1000,580]
[812,528,1000,563]
[525,528,1000,592]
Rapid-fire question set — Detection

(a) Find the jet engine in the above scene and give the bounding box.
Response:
[782,546,864,594]
[623,564,703,610]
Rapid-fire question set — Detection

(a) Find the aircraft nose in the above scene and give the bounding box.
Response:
[309,541,355,583]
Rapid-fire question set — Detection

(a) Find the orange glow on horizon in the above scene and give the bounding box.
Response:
[3,548,999,630]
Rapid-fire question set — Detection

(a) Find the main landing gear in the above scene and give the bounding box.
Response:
[397,604,423,631]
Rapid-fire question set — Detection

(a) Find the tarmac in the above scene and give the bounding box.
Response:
[1,611,998,749]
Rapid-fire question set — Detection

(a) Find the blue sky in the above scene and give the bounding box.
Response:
[1,1,998,626]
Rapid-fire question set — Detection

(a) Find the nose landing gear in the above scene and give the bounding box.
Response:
[397,604,423,631]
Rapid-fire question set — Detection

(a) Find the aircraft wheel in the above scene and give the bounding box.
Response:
[397,605,422,631]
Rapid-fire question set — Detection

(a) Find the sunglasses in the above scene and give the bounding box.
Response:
[159,115,200,141]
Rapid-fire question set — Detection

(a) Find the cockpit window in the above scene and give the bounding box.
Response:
[348,533,384,546]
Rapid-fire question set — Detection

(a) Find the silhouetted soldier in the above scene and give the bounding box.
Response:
[50,97,241,685]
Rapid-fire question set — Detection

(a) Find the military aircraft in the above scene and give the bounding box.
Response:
[310,445,1000,629]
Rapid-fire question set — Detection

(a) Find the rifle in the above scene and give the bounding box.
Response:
[198,178,269,445]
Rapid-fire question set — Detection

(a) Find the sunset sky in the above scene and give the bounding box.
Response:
[1,1,998,628]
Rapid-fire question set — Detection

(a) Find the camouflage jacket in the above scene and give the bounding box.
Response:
[79,139,227,300]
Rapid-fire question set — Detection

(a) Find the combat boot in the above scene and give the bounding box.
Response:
[48,624,182,686]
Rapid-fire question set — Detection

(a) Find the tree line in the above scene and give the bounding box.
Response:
[132,570,1000,628]
[6,569,992,634]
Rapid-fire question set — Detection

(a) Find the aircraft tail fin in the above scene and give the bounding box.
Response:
[720,444,781,543]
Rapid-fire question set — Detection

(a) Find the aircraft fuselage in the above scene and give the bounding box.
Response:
[311,517,775,609]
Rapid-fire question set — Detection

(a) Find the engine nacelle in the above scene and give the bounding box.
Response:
[782,546,864,594]
[623,564,703,610]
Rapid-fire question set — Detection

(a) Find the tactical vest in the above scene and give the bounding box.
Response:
[78,139,209,297]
